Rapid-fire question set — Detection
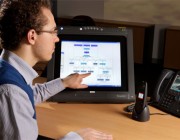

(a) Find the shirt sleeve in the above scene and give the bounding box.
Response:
[32,78,65,104]
[0,84,38,140]
[60,131,83,140]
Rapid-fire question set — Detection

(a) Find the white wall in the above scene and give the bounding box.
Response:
[57,0,104,19]
[104,0,180,26]
[57,0,180,26]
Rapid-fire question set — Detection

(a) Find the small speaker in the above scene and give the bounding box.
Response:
[132,81,150,122]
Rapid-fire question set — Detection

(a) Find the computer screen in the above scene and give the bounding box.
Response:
[47,26,135,103]
[61,40,122,88]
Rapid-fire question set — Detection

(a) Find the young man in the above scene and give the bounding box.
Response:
[0,0,113,140]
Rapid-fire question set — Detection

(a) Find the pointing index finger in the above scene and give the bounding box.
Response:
[80,73,91,78]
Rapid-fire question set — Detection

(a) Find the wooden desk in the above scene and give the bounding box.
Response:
[36,102,180,140]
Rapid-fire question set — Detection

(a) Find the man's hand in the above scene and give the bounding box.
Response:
[62,73,91,89]
[76,128,113,140]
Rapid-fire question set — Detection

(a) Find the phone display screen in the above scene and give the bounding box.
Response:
[170,74,180,92]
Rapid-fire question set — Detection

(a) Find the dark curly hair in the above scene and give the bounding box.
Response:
[0,0,52,51]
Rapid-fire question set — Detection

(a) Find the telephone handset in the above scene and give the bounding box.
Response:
[152,69,180,117]
[153,69,175,102]
[134,81,148,114]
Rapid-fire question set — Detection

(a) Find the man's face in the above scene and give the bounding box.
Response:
[32,8,59,62]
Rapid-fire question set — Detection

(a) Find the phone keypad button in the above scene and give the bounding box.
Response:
[160,93,176,108]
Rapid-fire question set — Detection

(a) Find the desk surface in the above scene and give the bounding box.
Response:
[36,102,180,140]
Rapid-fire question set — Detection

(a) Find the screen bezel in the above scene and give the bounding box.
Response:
[54,34,128,92]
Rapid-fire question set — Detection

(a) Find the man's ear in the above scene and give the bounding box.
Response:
[27,29,37,45]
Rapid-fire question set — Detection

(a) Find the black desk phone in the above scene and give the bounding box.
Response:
[152,69,180,117]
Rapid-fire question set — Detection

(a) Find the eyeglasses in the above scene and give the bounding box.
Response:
[36,29,58,36]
